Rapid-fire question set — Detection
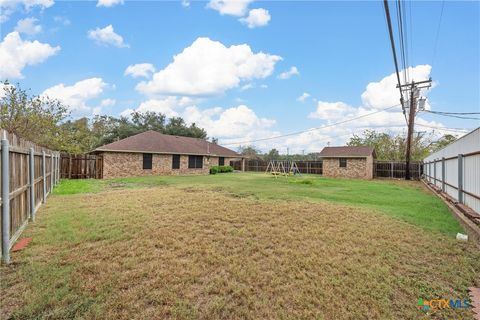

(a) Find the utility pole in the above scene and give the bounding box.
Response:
[398,78,432,180]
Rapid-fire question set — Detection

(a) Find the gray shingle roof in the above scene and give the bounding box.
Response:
[318,146,376,158]
[95,131,242,157]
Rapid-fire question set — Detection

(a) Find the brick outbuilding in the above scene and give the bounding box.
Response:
[318,146,376,179]
[94,131,244,178]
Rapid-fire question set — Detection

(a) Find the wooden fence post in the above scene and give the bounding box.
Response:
[42,151,46,203]
[29,148,35,222]
[50,153,54,191]
[1,133,10,264]
[68,154,72,179]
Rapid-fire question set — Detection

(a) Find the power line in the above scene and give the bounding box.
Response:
[431,0,445,71]
[383,1,405,112]
[424,110,480,115]
[415,123,472,133]
[422,110,480,120]
[221,104,401,146]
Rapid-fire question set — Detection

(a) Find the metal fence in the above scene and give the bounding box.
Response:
[0,130,60,263]
[374,161,423,179]
[424,152,480,214]
[423,128,480,214]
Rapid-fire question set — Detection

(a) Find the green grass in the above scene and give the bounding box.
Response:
[2,183,479,319]
[53,179,102,195]
[55,173,463,235]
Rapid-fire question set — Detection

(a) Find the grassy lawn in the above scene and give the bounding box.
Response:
[1,173,479,319]
[57,172,462,235]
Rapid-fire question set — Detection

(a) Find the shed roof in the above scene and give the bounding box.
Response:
[95,131,242,157]
[318,146,376,158]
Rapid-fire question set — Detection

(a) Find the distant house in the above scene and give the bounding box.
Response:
[94,131,244,178]
[318,146,376,179]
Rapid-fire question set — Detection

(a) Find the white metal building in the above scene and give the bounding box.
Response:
[424,127,480,213]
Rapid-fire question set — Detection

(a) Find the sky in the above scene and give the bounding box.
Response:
[0,0,479,154]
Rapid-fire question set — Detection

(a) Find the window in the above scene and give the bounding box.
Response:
[339,158,347,168]
[172,155,180,169]
[188,155,203,169]
[219,157,225,166]
[143,153,153,169]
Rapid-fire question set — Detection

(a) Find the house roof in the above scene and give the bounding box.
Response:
[318,146,376,158]
[95,131,242,157]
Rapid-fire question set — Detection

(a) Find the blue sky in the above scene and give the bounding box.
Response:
[1,0,479,153]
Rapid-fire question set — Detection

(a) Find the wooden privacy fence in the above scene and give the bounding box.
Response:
[60,154,103,179]
[232,160,323,174]
[0,130,60,263]
[374,160,423,179]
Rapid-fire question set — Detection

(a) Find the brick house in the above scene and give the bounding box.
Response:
[318,146,376,179]
[94,131,244,178]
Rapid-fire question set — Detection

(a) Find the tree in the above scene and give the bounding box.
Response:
[265,148,280,161]
[238,145,261,159]
[347,129,457,161]
[430,134,457,152]
[1,81,69,149]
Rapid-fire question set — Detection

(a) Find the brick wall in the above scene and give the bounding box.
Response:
[322,156,374,179]
[101,152,238,179]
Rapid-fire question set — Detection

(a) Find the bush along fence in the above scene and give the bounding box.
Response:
[210,165,234,174]
[60,153,103,179]
[0,130,60,264]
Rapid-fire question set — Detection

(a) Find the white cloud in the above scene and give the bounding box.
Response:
[126,96,194,118]
[53,15,70,26]
[240,83,253,91]
[240,8,270,28]
[136,37,281,96]
[184,104,276,139]
[87,25,128,48]
[297,92,310,102]
[124,63,155,78]
[122,97,277,143]
[308,101,356,121]
[0,31,60,79]
[100,98,116,107]
[361,64,432,109]
[1,0,54,23]
[42,78,107,112]
[278,66,299,80]
[181,0,190,7]
[15,17,42,35]
[207,0,253,16]
[96,0,123,7]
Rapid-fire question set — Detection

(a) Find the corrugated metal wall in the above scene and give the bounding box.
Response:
[424,127,480,214]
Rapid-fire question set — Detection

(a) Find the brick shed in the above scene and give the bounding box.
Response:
[94,131,244,178]
[318,146,376,179]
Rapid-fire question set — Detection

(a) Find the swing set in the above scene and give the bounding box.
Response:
[265,160,301,178]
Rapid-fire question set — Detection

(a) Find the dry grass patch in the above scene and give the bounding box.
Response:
[1,186,479,319]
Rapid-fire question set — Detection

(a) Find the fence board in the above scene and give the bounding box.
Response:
[60,154,103,179]
[0,130,60,263]
[374,161,423,179]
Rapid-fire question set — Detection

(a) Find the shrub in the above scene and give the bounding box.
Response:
[210,165,233,174]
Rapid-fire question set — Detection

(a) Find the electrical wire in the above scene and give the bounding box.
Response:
[221,104,402,146]
[424,110,480,115]
[431,0,445,72]
[422,110,480,120]
[415,123,472,133]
